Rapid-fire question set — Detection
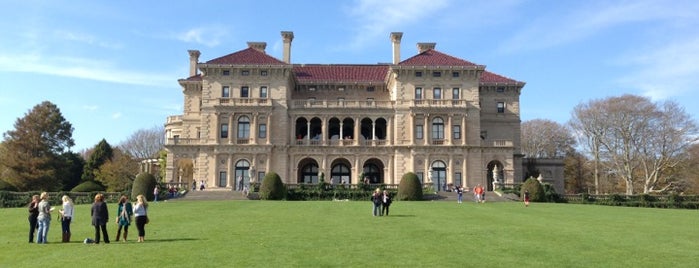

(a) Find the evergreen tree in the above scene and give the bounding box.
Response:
[57,151,85,191]
[0,101,74,191]
[81,139,114,181]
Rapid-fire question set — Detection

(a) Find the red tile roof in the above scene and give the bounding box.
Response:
[480,71,522,84]
[293,65,389,83]
[399,49,478,66]
[205,47,286,65]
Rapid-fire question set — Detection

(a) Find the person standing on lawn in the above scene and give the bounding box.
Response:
[115,195,133,242]
[36,192,51,244]
[27,195,40,243]
[91,193,110,244]
[59,195,74,242]
[133,194,149,242]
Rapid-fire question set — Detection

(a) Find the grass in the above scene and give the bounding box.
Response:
[1,200,698,267]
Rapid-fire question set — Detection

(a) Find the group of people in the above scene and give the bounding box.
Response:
[371,188,392,216]
[27,192,150,244]
[451,184,486,203]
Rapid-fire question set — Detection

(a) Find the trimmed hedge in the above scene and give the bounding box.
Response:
[259,172,286,200]
[397,172,423,201]
[131,173,157,201]
[71,180,105,192]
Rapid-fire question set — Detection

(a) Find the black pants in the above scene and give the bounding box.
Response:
[28,216,38,242]
[136,216,147,237]
[382,204,390,216]
[94,224,109,243]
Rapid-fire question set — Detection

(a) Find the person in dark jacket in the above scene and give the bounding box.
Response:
[27,195,40,243]
[91,193,110,244]
[381,190,392,216]
[371,188,382,216]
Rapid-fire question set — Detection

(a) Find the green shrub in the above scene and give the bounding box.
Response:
[0,180,18,191]
[131,173,157,201]
[397,172,423,201]
[71,180,105,192]
[520,177,545,202]
[259,172,285,200]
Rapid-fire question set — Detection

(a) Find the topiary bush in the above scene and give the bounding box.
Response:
[259,172,286,200]
[397,172,423,201]
[131,173,157,201]
[71,180,106,192]
[520,177,545,202]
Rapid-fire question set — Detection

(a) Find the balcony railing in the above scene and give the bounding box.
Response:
[218,98,271,106]
[491,140,513,147]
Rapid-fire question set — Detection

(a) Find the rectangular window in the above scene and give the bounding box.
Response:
[453,125,461,139]
[238,122,250,138]
[260,70,268,76]
[222,86,230,98]
[497,102,505,113]
[452,71,459,78]
[452,88,460,100]
[415,71,423,77]
[260,86,268,98]
[220,123,229,139]
[258,124,267,138]
[417,172,424,184]
[416,125,424,140]
[257,172,265,182]
[433,88,442,99]
[222,70,230,76]
[415,87,423,100]
[219,171,227,187]
[432,71,441,77]
[497,87,505,93]
[454,172,462,187]
[241,86,250,98]
[241,70,250,76]
[367,86,375,92]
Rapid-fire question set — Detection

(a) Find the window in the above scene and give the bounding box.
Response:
[453,125,461,139]
[222,86,230,98]
[497,87,505,93]
[218,171,227,187]
[260,70,268,76]
[220,123,229,139]
[241,86,249,98]
[416,125,424,140]
[260,86,268,98]
[415,71,423,77]
[432,117,445,139]
[258,124,267,138]
[452,88,460,99]
[452,71,459,78]
[237,116,250,138]
[367,86,375,92]
[432,71,441,77]
[222,70,230,76]
[241,70,250,76]
[415,87,423,100]
[433,88,442,99]
[497,102,505,113]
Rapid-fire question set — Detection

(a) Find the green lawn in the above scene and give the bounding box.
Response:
[1,200,697,267]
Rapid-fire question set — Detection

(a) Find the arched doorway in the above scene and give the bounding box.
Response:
[486,161,504,191]
[235,160,251,191]
[362,158,385,184]
[297,158,319,183]
[330,158,352,184]
[430,160,447,192]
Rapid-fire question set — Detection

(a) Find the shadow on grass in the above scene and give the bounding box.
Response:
[137,237,200,243]
[379,214,415,217]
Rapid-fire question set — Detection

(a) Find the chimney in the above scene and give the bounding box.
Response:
[417,42,436,53]
[281,31,294,64]
[247,42,267,53]
[390,32,403,64]
[188,50,200,77]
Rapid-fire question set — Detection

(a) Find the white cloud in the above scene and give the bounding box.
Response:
[500,1,699,53]
[615,37,699,100]
[112,112,122,119]
[53,29,122,49]
[175,26,229,47]
[344,0,450,49]
[0,53,174,87]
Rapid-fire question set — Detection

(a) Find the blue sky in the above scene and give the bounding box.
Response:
[1,0,698,151]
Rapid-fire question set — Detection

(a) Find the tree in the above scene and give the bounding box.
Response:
[119,125,164,160]
[56,152,85,191]
[570,94,698,194]
[563,150,592,194]
[95,148,139,192]
[81,139,114,181]
[521,119,575,158]
[1,101,74,191]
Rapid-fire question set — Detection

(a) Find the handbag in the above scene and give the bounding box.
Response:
[145,215,150,224]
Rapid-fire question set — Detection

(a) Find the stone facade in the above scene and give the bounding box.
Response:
[164,31,526,191]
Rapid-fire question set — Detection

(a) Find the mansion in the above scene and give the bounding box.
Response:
[164,31,526,191]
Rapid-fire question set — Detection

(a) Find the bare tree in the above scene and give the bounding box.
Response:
[570,94,698,194]
[521,119,575,158]
[119,125,165,160]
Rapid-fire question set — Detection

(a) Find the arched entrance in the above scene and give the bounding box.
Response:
[486,161,504,191]
[330,158,352,185]
[297,158,319,183]
[430,160,447,192]
[235,160,251,190]
[362,158,384,184]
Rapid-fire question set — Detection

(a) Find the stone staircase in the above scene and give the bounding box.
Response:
[173,188,256,201]
[425,191,517,202]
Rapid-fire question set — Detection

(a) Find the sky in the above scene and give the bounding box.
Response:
[1,0,698,152]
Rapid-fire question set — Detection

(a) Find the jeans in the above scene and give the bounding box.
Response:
[37,218,50,243]
[372,203,381,216]
[458,194,463,203]
[61,217,71,234]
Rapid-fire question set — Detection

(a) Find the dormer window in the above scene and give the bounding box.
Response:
[222,70,230,76]
[241,70,250,76]
[432,71,441,77]
[415,71,423,77]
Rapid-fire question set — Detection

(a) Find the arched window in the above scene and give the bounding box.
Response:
[235,160,250,191]
[238,116,250,138]
[331,163,351,184]
[301,164,319,184]
[432,117,444,139]
[430,161,447,191]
